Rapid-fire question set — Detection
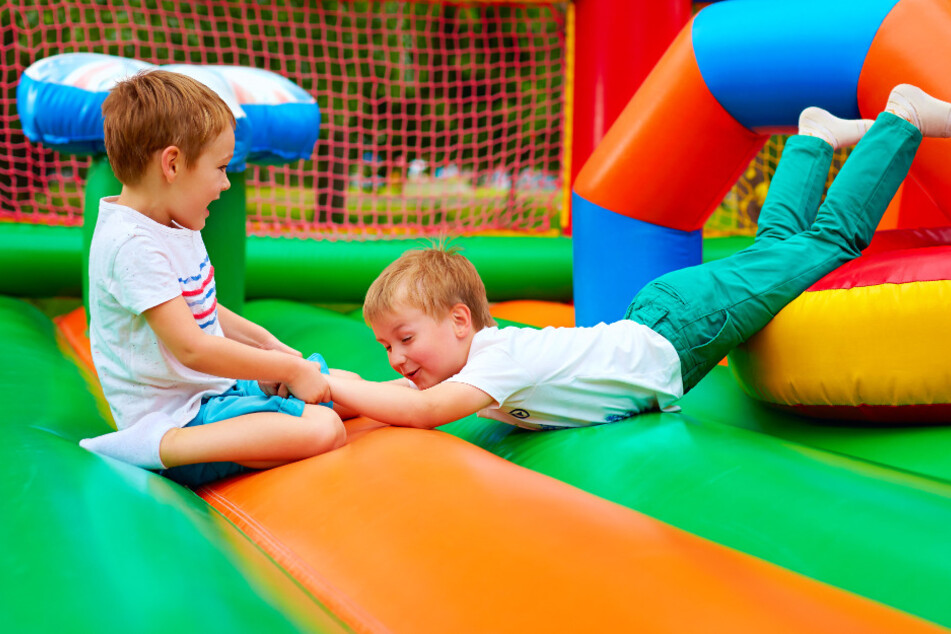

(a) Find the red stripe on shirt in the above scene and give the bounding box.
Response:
[193,297,218,320]
[182,265,215,297]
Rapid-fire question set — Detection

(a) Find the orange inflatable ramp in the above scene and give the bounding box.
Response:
[490,300,575,328]
[199,425,941,633]
[53,306,94,373]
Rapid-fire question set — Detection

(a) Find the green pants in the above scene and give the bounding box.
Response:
[626,112,922,393]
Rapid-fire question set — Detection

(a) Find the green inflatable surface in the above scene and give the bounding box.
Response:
[0,296,349,634]
[6,296,951,630]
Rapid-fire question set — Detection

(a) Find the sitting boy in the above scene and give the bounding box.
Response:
[80,70,351,487]
[328,85,951,430]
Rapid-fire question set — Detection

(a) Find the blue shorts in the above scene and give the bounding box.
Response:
[159,353,330,488]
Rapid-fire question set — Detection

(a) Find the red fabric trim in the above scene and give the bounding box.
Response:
[778,402,951,424]
[864,227,951,254]
[807,245,951,291]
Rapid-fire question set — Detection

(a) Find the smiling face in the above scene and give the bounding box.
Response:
[167,128,235,230]
[370,302,474,390]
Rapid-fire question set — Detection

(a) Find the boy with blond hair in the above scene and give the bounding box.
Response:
[80,70,351,487]
[328,85,951,430]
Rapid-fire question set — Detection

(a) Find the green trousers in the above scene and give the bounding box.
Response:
[626,112,922,393]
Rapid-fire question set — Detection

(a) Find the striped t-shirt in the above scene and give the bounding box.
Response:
[88,197,235,432]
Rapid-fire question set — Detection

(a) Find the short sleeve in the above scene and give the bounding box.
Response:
[111,235,183,315]
[447,344,532,407]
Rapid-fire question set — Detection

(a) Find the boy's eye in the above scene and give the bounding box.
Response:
[401,336,412,344]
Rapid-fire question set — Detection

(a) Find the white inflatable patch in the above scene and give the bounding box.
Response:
[18,54,319,169]
[18,53,154,155]
[210,65,320,164]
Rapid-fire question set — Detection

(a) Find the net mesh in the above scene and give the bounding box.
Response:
[705,136,852,237]
[0,1,844,240]
[1,0,567,238]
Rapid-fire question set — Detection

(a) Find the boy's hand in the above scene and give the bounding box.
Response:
[260,336,302,357]
[258,381,289,398]
[284,358,332,404]
[257,338,303,396]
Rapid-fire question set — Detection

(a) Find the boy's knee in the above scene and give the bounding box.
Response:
[327,411,347,450]
[303,406,346,452]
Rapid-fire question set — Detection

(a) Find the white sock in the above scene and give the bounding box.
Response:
[79,412,179,470]
[886,84,951,137]
[798,107,874,149]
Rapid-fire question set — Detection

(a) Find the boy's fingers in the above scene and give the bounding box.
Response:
[276,341,303,357]
[258,380,278,396]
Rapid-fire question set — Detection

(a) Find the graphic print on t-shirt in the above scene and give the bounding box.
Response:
[179,255,218,330]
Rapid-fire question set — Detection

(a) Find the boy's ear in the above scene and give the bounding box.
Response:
[159,146,183,181]
[449,303,472,337]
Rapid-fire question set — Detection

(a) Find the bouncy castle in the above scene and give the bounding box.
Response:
[2,1,951,631]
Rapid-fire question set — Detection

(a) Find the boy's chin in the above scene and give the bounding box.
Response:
[411,376,439,390]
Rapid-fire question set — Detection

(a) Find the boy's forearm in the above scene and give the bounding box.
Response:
[326,376,492,429]
[185,334,309,384]
[327,376,440,428]
[146,296,328,403]
[217,304,279,347]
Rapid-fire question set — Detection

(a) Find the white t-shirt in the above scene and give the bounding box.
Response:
[88,197,235,430]
[446,321,683,430]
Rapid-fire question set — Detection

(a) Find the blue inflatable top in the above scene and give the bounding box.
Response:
[692,0,899,131]
[17,53,320,170]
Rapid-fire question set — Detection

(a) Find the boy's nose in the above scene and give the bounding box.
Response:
[222,175,231,191]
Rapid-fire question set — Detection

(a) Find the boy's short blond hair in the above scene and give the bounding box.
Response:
[364,247,496,331]
[102,69,235,185]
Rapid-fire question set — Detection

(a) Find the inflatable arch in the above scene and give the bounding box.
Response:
[572,0,951,326]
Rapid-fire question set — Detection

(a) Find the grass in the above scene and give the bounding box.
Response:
[250,183,562,231]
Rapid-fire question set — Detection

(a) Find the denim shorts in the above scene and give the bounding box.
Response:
[159,353,330,488]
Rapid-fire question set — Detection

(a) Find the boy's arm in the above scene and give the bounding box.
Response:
[217,303,304,398]
[144,296,329,404]
[217,303,300,356]
[327,374,494,429]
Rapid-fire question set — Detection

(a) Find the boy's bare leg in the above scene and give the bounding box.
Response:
[159,404,345,469]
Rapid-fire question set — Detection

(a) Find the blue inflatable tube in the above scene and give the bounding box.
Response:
[693,0,900,130]
[17,54,320,170]
[573,193,700,326]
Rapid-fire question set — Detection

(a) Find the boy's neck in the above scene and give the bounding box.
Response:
[115,175,172,227]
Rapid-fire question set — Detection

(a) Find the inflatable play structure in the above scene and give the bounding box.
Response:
[4,0,951,632]
[573,0,951,418]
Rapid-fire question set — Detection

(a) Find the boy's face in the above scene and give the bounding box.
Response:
[370,303,472,390]
[169,128,235,230]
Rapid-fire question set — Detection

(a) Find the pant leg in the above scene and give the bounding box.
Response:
[628,112,921,392]
[810,112,922,256]
[754,135,833,244]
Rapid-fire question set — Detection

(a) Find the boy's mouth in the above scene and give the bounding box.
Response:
[405,368,419,381]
